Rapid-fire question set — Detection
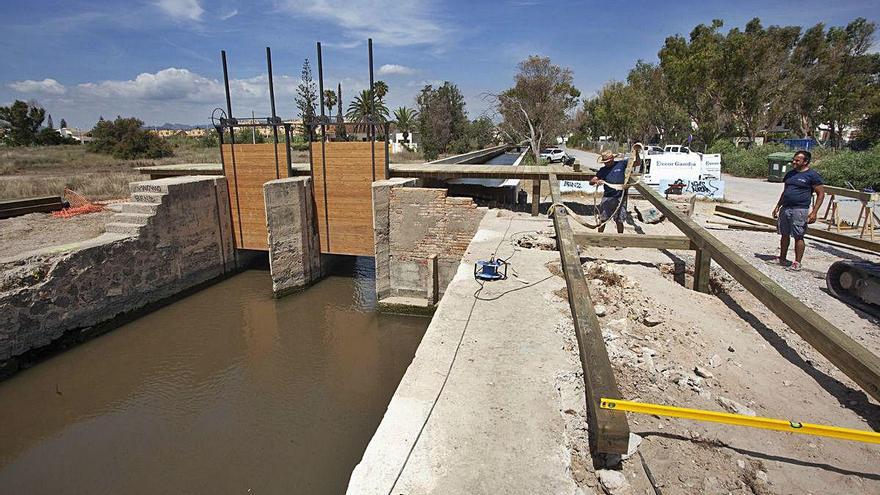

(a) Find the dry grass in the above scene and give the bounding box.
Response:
[0,143,220,200]
[390,149,427,163]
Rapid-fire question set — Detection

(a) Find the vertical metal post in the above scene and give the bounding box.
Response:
[316,42,330,251]
[222,50,234,123]
[222,50,244,247]
[266,46,281,178]
[384,122,390,179]
[368,38,376,181]
[317,42,326,138]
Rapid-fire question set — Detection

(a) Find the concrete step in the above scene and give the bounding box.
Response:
[130,183,168,195]
[112,213,152,226]
[131,192,165,204]
[121,202,160,215]
[105,222,145,236]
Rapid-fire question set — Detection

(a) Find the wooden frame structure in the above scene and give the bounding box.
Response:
[636,183,880,403]
[542,174,880,453]
[715,205,880,254]
[822,185,879,240]
[547,174,630,454]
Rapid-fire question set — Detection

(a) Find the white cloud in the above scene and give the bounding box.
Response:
[378,64,416,76]
[278,0,446,46]
[74,68,300,104]
[155,0,204,21]
[78,68,220,101]
[8,78,67,95]
[220,9,238,20]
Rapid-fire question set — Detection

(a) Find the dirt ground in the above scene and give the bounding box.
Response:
[0,210,115,260]
[516,191,880,494]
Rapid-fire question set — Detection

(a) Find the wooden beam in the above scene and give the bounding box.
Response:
[715,205,880,254]
[574,232,694,250]
[0,196,64,219]
[636,183,880,402]
[532,180,541,217]
[693,248,711,293]
[548,174,630,454]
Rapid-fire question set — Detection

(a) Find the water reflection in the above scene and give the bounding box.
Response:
[0,258,427,494]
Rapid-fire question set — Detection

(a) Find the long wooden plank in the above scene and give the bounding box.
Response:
[548,174,630,454]
[637,183,880,402]
[389,164,596,181]
[715,205,880,254]
[574,233,694,250]
[824,185,880,202]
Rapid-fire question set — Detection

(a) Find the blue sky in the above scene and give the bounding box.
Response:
[2,0,877,128]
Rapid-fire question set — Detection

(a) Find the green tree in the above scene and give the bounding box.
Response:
[347,89,389,133]
[720,19,801,143]
[0,100,45,146]
[59,118,68,129]
[295,59,318,140]
[494,56,580,164]
[47,114,54,129]
[625,61,690,143]
[335,82,348,141]
[88,117,172,159]
[659,20,729,148]
[815,18,879,148]
[416,82,469,160]
[323,89,337,116]
[392,106,418,145]
[373,80,389,102]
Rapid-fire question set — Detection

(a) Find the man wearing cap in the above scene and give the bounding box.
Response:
[772,149,825,271]
[590,150,628,233]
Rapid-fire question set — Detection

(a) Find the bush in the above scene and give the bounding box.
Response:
[719,143,880,191]
[813,146,880,191]
[718,143,788,177]
[88,117,173,159]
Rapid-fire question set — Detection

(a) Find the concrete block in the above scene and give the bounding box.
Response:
[264,177,323,296]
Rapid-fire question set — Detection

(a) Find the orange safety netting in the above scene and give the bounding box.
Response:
[52,188,105,218]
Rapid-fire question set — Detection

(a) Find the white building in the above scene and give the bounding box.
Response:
[390,131,418,153]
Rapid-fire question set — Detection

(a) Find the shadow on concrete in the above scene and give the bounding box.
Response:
[637,431,880,481]
[714,290,880,431]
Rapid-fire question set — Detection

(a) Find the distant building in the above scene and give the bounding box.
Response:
[390,131,419,153]
[58,127,93,143]
[184,128,207,138]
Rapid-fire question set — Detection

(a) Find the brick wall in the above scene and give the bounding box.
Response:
[385,187,485,300]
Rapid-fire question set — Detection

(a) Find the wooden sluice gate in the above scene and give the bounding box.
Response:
[221,142,291,250]
[310,141,388,256]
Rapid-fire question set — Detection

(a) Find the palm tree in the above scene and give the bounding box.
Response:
[347,89,389,133]
[373,80,389,102]
[323,89,337,117]
[393,106,418,145]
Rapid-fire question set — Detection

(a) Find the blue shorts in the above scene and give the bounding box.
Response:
[777,207,809,239]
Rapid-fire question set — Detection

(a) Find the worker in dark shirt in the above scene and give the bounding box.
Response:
[772,150,825,271]
[590,150,628,233]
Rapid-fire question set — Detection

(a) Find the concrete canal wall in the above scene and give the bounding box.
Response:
[0,176,235,371]
[372,178,486,305]
[264,177,324,295]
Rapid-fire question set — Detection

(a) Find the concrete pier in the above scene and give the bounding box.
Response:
[264,177,324,295]
[348,211,589,493]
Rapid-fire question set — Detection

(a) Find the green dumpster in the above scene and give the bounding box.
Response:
[767,151,795,182]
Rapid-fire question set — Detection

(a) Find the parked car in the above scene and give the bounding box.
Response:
[663,145,694,154]
[539,147,567,163]
[644,145,664,155]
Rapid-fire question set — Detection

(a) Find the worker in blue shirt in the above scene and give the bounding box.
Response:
[772,150,825,271]
[590,150,628,233]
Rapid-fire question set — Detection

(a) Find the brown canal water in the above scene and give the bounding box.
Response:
[0,257,428,494]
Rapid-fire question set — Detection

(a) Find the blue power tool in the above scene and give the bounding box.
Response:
[474,256,508,281]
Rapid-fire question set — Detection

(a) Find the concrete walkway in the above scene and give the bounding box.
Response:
[347,211,586,494]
